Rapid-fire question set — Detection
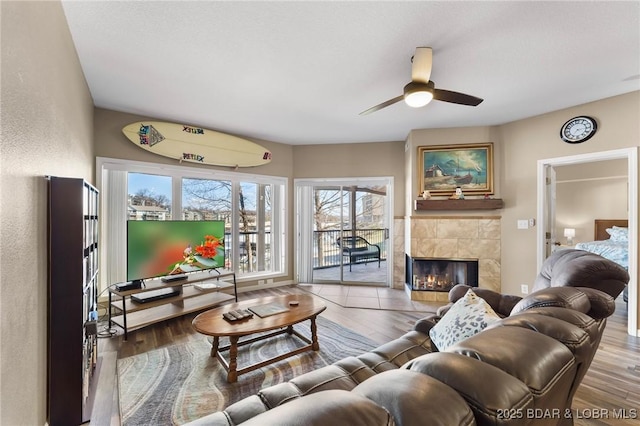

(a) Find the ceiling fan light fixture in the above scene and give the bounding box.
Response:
[405,90,433,108]
[403,81,434,108]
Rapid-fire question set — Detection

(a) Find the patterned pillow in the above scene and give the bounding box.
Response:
[429,289,501,351]
[606,226,628,243]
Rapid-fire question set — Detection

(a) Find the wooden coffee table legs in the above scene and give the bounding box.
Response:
[210,336,219,357]
[212,316,320,383]
[310,316,319,350]
[227,336,239,382]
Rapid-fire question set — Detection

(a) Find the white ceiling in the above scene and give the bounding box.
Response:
[61,1,640,145]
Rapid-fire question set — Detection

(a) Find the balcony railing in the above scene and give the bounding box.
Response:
[313,229,387,269]
[223,228,388,273]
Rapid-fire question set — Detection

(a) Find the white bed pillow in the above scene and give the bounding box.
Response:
[606,226,628,243]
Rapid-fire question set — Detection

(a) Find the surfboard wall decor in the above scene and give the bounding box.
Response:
[122,121,272,167]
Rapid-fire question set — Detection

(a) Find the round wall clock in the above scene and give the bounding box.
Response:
[560,116,597,144]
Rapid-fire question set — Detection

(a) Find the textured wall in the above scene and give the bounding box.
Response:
[498,92,639,297]
[0,2,94,424]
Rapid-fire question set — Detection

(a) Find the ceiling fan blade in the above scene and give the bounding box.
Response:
[433,89,483,106]
[359,95,404,115]
[411,47,432,84]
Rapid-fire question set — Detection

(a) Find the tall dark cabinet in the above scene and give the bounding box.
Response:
[47,176,99,425]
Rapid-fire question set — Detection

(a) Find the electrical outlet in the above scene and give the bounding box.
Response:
[258,279,265,285]
[528,218,536,227]
[267,278,274,284]
[521,284,529,294]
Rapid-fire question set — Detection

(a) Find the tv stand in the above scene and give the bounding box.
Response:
[108,270,237,340]
[161,274,187,283]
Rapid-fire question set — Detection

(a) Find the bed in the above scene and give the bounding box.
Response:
[575,219,629,301]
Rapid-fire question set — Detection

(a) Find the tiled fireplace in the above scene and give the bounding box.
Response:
[402,216,501,301]
[406,256,479,292]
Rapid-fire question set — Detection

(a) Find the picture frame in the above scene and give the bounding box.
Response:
[418,143,494,195]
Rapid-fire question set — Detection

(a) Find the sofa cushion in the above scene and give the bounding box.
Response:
[353,369,476,426]
[404,352,532,426]
[242,390,394,426]
[258,359,373,409]
[186,395,267,426]
[511,286,592,316]
[429,289,501,351]
[533,249,628,298]
[446,326,577,412]
[489,313,591,363]
[368,330,434,368]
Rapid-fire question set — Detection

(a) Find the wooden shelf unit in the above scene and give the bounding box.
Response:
[415,198,504,211]
[47,177,99,426]
[108,270,237,340]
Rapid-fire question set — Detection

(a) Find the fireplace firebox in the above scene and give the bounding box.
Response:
[406,255,478,293]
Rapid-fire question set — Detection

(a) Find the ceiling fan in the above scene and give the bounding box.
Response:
[360,47,483,115]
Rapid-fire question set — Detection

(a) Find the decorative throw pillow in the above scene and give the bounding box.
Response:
[606,226,628,243]
[429,289,501,351]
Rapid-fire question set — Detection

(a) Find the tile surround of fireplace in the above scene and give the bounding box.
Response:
[402,216,501,301]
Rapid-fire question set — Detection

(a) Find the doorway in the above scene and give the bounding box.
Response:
[537,148,638,336]
[295,177,393,286]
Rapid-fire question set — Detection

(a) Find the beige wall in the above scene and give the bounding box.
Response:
[292,141,406,215]
[1,2,95,424]
[498,91,639,296]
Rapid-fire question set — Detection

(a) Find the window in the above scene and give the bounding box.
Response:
[237,181,273,274]
[128,173,172,220]
[98,158,286,291]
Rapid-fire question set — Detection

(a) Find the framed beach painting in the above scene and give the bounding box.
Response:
[418,143,494,195]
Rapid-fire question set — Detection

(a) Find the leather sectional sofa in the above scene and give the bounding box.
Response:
[185,250,629,426]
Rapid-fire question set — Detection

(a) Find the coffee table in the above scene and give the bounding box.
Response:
[192,294,326,382]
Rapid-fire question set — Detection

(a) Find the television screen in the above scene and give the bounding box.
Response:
[127,220,225,281]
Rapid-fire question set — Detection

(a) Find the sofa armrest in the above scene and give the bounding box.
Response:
[574,287,616,319]
[413,314,439,335]
[439,284,522,318]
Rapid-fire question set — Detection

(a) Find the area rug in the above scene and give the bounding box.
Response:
[117,316,378,426]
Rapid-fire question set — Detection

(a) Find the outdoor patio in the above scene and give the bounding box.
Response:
[312,259,388,283]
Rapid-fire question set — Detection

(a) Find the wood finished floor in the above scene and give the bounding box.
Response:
[90,285,640,426]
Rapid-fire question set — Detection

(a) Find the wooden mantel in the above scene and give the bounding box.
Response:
[415,198,504,211]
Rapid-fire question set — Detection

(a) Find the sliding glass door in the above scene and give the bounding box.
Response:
[295,177,392,286]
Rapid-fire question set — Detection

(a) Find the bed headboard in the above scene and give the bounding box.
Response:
[594,219,628,240]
